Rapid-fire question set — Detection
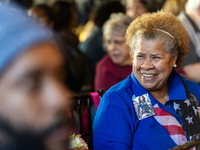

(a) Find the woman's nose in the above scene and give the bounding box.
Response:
[107,42,117,52]
[141,59,154,69]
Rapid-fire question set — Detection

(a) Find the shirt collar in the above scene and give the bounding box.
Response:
[131,70,187,102]
[168,71,187,100]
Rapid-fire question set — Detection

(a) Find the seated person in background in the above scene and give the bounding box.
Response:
[162,0,189,79]
[178,0,200,84]
[28,4,54,28]
[125,0,164,19]
[79,1,125,72]
[162,0,187,16]
[0,2,73,150]
[52,0,79,46]
[93,11,200,150]
[94,13,133,92]
[52,1,94,93]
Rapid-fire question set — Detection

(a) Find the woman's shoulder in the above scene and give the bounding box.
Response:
[97,54,111,64]
[183,78,199,87]
[104,75,133,99]
[97,75,134,115]
[183,78,200,102]
[96,54,117,70]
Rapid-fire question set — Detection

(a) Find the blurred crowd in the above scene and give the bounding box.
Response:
[12,0,164,94]
[10,0,200,93]
[2,0,200,149]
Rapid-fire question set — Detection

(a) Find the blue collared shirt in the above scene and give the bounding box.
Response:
[93,71,200,150]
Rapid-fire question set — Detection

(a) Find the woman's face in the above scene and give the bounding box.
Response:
[126,0,147,19]
[133,39,176,91]
[104,32,132,66]
[139,96,144,101]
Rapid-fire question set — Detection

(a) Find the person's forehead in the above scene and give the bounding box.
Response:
[134,38,166,50]
[127,0,142,5]
[104,31,125,39]
[19,42,63,68]
[1,42,63,80]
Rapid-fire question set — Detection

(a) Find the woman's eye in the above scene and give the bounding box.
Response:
[18,76,42,93]
[153,56,161,60]
[137,55,144,59]
[104,40,111,45]
[25,79,41,92]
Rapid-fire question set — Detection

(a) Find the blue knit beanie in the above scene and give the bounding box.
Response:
[0,2,56,75]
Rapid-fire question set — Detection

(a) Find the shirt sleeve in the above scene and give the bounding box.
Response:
[93,91,135,150]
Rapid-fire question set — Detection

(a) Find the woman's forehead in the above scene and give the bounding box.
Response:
[104,31,125,38]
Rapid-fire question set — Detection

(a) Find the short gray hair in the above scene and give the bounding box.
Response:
[103,12,133,38]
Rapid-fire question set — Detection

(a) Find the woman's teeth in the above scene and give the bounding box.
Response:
[143,74,155,78]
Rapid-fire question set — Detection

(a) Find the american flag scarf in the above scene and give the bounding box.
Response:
[174,77,200,142]
[154,77,200,147]
[154,104,187,145]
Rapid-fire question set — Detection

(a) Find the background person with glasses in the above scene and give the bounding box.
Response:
[94,13,133,92]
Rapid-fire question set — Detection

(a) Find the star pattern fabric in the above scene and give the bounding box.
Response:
[184,99,191,107]
[185,116,193,124]
[193,106,198,116]
[174,102,181,111]
[173,76,200,142]
[174,98,200,142]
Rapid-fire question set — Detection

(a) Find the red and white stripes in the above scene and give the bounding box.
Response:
[153,104,187,146]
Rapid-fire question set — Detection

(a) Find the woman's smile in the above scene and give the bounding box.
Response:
[133,39,176,91]
[141,73,157,81]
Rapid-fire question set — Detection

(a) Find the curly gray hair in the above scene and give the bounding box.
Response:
[126,11,189,67]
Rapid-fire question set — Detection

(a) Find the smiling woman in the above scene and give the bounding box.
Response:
[93,11,200,150]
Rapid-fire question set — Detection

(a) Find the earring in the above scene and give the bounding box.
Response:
[173,64,177,68]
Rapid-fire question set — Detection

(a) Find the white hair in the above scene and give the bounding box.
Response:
[185,0,200,11]
[103,12,133,38]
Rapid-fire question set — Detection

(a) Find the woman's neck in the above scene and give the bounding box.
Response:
[149,86,169,105]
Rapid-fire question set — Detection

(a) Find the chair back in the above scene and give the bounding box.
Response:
[70,93,93,136]
[69,89,104,149]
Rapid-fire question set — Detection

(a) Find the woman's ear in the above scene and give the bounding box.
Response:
[173,55,177,67]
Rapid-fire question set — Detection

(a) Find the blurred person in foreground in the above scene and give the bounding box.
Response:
[0,2,73,150]
[94,13,133,92]
[178,0,200,84]
[93,11,200,149]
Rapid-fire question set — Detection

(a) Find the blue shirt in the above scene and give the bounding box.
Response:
[93,71,200,150]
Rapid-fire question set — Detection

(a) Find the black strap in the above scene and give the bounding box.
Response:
[174,76,200,141]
